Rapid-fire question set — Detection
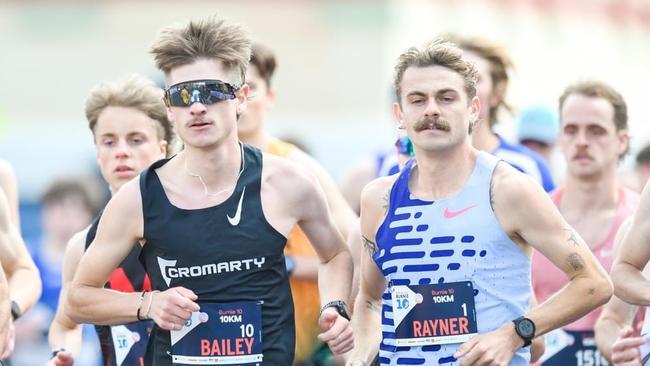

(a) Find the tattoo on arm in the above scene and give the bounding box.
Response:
[567,252,585,271]
[362,235,378,255]
[365,300,381,313]
[564,228,580,247]
[382,190,389,215]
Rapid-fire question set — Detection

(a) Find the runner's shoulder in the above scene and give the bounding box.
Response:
[105,177,143,213]
[262,152,320,196]
[360,175,397,211]
[492,160,548,209]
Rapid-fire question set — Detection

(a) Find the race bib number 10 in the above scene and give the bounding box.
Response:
[170,302,263,365]
[110,321,152,366]
[392,281,477,347]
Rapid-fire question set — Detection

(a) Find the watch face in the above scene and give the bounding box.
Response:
[517,319,535,337]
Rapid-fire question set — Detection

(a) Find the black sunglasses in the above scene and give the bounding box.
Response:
[164,79,240,107]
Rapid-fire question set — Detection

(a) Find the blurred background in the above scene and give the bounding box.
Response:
[1,0,649,364]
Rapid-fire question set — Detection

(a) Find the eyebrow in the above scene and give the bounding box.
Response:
[405,88,459,98]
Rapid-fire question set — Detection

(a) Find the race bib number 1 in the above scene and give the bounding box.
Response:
[170,302,263,365]
[392,281,477,346]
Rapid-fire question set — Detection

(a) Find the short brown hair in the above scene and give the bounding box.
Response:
[393,39,478,103]
[41,179,100,216]
[250,43,277,88]
[559,80,628,131]
[442,34,513,127]
[150,16,251,84]
[85,74,175,150]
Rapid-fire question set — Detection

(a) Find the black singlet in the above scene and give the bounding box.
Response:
[139,144,294,365]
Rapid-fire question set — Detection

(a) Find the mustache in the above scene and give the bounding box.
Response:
[413,117,450,132]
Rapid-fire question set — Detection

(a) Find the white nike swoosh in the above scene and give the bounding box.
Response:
[227,186,246,226]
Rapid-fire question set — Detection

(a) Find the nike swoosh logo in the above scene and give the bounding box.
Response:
[443,205,477,219]
[227,186,246,226]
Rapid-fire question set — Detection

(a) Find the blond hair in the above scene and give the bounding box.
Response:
[150,16,251,84]
[85,74,175,152]
[393,39,478,103]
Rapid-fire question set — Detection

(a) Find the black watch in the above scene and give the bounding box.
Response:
[10,300,21,320]
[320,300,350,321]
[512,316,536,347]
[51,347,67,359]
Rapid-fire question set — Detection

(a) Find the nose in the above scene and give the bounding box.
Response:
[575,130,589,147]
[189,102,207,116]
[114,140,131,159]
[424,99,441,118]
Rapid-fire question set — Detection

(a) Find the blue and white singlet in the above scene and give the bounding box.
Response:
[373,151,532,365]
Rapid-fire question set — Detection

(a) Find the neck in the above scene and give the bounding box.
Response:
[238,127,270,151]
[560,167,620,212]
[182,138,243,187]
[410,143,477,200]
[471,121,500,152]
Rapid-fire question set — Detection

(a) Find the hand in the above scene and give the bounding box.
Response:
[147,287,199,331]
[454,324,522,366]
[317,307,354,354]
[0,321,15,360]
[46,350,74,366]
[611,325,644,366]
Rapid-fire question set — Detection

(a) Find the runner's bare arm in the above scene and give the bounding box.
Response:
[347,220,363,311]
[347,179,392,365]
[595,217,638,362]
[497,164,611,336]
[611,183,650,306]
[48,230,88,357]
[283,163,354,354]
[288,148,358,240]
[0,188,41,315]
[0,161,20,227]
[66,179,158,325]
[292,169,353,309]
[528,293,545,363]
[456,164,612,365]
[0,262,9,355]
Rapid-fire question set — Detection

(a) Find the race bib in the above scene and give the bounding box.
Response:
[170,302,263,365]
[110,321,152,366]
[540,329,608,366]
[391,281,477,346]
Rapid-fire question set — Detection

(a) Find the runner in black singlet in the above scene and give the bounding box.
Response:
[66,16,354,366]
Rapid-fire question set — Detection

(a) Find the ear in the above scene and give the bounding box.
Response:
[159,139,168,157]
[266,88,277,109]
[468,96,481,133]
[164,98,175,124]
[617,129,630,157]
[236,84,250,114]
[393,102,405,129]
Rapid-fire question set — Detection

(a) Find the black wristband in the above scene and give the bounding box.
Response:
[10,300,21,320]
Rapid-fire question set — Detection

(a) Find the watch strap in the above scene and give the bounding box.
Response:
[320,300,350,321]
